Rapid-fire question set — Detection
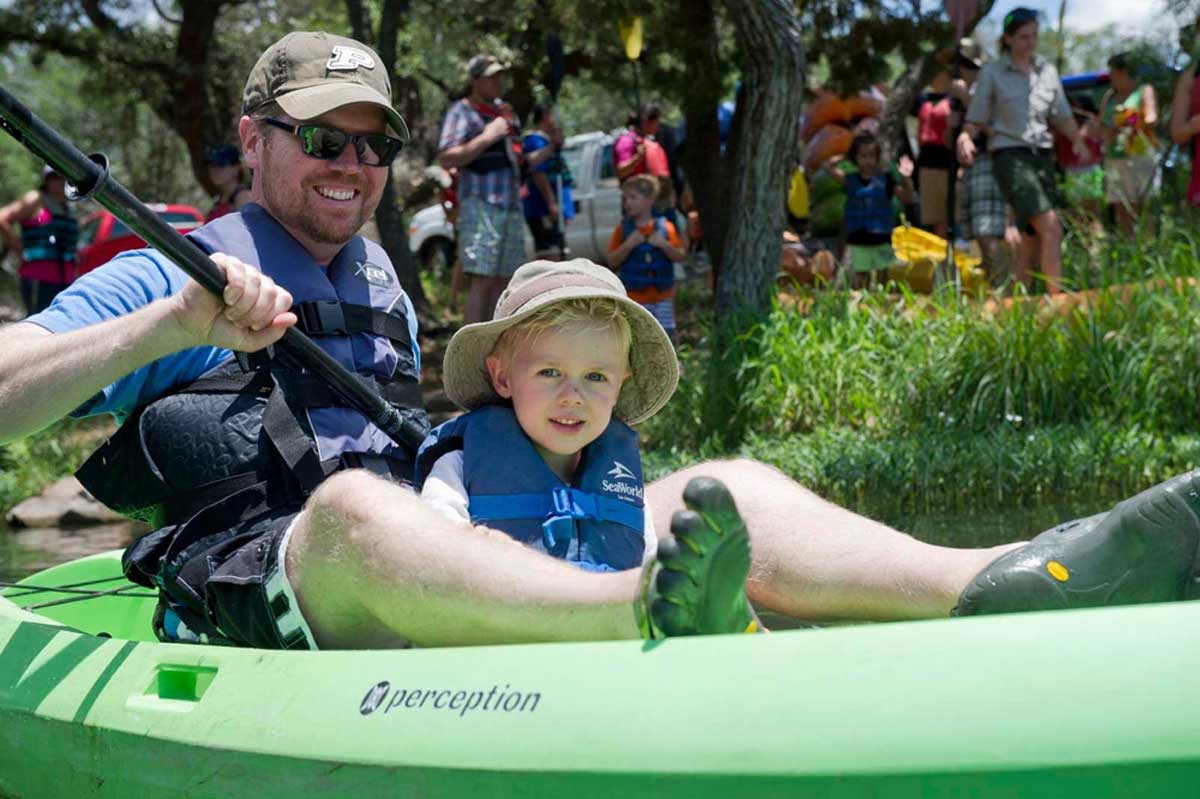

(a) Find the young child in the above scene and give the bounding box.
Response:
[607,174,687,342]
[415,258,680,573]
[825,132,915,289]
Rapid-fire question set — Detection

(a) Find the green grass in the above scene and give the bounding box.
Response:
[0,418,113,515]
[645,423,1200,514]
[642,212,1200,511]
[4,213,1199,521]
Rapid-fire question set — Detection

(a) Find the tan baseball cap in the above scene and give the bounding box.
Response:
[242,31,409,140]
[466,54,506,79]
[442,259,679,426]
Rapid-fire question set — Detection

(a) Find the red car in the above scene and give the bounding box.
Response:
[75,204,204,275]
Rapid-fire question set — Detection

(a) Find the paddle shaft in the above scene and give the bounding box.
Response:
[0,86,425,452]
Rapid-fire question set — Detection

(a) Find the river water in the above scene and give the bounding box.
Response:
[0,496,1117,584]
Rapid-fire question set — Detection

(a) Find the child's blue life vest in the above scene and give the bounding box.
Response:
[843,172,896,237]
[416,405,647,571]
[618,217,675,293]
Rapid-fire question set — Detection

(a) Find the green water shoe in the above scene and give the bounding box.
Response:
[955,469,1200,615]
[637,477,762,637]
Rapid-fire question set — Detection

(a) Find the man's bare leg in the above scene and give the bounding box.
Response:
[485,274,509,317]
[286,470,642,648]
[1014,231,1038,290]
[463,274,492,324]
[1029,209,1064,294]
[647,460,1020,622]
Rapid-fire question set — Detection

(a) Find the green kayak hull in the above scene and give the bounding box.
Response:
[2,550,1198,797]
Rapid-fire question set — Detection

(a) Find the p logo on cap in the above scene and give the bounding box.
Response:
[327,45,376,72]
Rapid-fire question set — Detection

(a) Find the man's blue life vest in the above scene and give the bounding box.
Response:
[415,405,647,572]
[76,204,428,589]
[843,172,895,237]
[617,217,674,293]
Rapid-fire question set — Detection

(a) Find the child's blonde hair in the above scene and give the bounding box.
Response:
[622,174,658,198]
[491,297,633,366]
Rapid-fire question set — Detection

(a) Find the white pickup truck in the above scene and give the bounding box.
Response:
[407,131,625,268]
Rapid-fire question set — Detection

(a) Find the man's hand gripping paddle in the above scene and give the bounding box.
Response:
[0,86,426,454]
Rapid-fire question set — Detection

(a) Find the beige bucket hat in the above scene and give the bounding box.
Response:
[442,259,679,425]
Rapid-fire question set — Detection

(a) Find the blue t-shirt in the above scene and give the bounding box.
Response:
[522,131,575,222]
[24,247,421,422]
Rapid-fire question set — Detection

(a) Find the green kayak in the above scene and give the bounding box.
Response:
[2,550,1198,797]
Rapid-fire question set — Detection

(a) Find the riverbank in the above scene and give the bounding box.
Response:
[641,219,1200,514]
[3,221,1197,534]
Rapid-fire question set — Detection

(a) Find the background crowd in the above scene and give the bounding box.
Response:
[2,4,1199,327]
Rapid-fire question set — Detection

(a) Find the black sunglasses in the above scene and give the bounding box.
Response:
[261,118,404,167]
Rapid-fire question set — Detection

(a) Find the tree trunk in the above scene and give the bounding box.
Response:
[877,0,996,164]
[346,0,430,316]
[877,53,934,166]
[676,0,728,278]
[714,0,805,315]
[174,0,228,196]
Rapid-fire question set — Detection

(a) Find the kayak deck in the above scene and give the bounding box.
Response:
[2,550,1200,797]
[1,549,158,641]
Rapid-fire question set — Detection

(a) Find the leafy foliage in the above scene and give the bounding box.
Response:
[642,213,1200,510]
[0,418,112,515]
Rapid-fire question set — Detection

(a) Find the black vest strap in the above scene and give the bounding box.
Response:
[261,380,327,494]
[177,363,421,413]
[157,451,413,530]
[292,301,413,348]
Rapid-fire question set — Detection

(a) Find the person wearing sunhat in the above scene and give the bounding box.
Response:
[417,259,677,572]
[5,32,1200,652]
[202,144,251,222]
[958,6,1088,294]
[0,164,78,315]
[416,257,760,634]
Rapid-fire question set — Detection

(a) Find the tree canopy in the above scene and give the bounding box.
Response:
[0,0,1188,320]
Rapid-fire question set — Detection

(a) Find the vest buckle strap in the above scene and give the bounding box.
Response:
[551,486,574,515]
[551,487,601,519]
[314,301,347,334]
[542,515,575,557]
[294,300,349,335]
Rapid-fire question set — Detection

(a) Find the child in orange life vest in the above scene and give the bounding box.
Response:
[607,175,687,344]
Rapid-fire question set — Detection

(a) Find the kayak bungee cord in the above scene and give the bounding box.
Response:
[0,578,151,597]
[0,581,157,610]
[19,585,158,611]
[0,85,427,454]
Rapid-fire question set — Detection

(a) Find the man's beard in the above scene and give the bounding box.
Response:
[292,200,373,245]
[261,174,375,247]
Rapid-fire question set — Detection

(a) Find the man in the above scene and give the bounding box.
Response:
[438,55,527,324]
[1,31,1197,651]
[0,165,79,314]
[947,37,1021,284]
